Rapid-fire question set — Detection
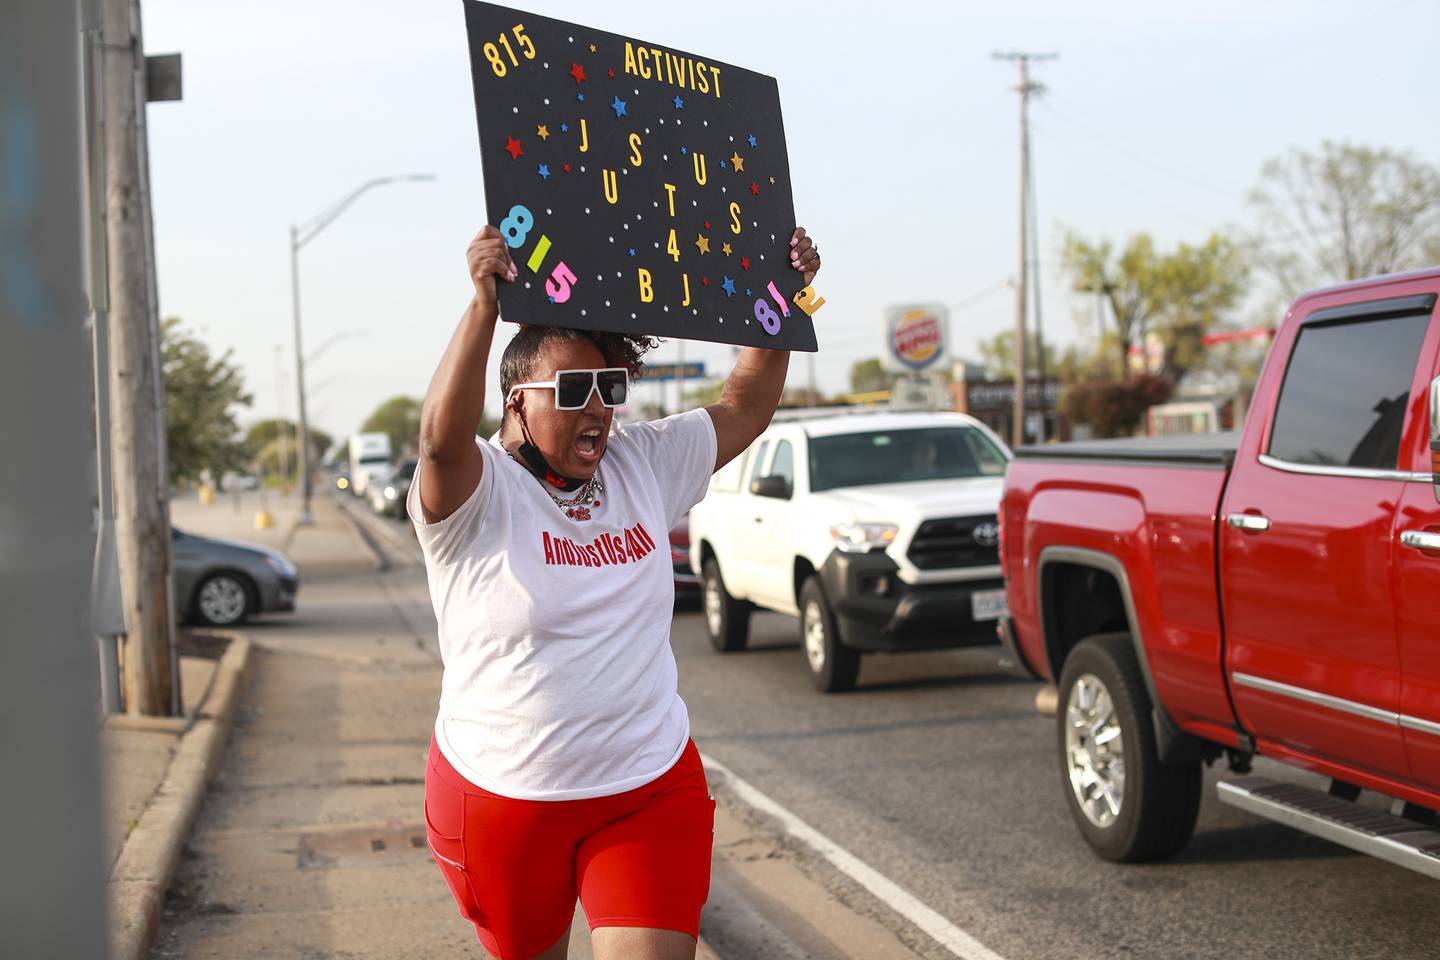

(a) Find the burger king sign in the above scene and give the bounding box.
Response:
[885,305,948,372]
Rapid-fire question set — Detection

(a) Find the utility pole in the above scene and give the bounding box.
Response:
[275,344,291,484]
[103,0,175,715]
[994,50,1055,448]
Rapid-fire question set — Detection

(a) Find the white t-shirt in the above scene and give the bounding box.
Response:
[407,408,717,800]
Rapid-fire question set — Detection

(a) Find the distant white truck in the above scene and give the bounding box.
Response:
[687,411,1013,692]
[347,432,393,498]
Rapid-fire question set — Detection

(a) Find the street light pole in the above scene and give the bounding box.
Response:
[289,174,433,524]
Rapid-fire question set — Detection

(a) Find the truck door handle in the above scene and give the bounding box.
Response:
[1400,530,1440,551]
[1226,513,1271,532]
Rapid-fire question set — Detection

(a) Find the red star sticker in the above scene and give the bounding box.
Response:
[701,276,710,286]
[703,221,711,231]
[740,256,751,270]
[750,181,760,196]
[562,163,572,173]
[569,62,587,84]
[505,137,523,160]
[607,68,616,79]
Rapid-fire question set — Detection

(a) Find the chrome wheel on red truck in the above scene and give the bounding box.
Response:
[1057,633,1202,861]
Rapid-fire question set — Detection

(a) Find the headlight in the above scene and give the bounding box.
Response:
[829,522,898,553]
[336,477,349,490]
[263,554,296,576]
[383,485,398,500]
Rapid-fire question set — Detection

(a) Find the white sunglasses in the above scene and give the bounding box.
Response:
[507,367,630,410]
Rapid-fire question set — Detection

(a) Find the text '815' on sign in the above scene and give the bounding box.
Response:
[463,2,822,352]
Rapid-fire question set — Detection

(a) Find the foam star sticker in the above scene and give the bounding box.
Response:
[577,93,585,102]
[730,152,744,172]
[750,181,760,196]
[589,43,597,53]
[610,95,627,118]
[740,256,750,270]
[607,68,615,78]
[695,235,711,255]
[538,164,550,180]
[721,276,736,297]
[719,160,727,169]
[560,123,569,133]
[746,288,753,297]
[701,276,709,286]
[627,247,636,256]
[680,146,688,155]
[769,176,776,185]
[562,163,571,173]
[673,95,684,109]
[569,62,587,84]
[537,124,550,141]
[747,133,758,148]
[721,242,732,256]
[504,137,523,160]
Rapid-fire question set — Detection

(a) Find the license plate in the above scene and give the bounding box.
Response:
[970,588,1008,622]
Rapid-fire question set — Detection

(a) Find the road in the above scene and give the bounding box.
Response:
[344,496,1439,959]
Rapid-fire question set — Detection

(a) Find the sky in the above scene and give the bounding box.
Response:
[141,0,1440,443]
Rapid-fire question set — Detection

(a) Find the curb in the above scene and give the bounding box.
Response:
[107,632,256,960]
[333,495,388,572]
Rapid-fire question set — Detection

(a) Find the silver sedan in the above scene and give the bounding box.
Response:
[171,527,299,626]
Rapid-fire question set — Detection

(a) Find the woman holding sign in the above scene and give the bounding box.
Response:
[410,222,819,960]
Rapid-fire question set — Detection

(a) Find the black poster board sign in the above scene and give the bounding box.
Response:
[463,2,819,352]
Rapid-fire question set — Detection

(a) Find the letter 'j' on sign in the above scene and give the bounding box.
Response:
[461,1,818,352]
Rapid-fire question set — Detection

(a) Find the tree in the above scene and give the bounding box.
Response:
[161,317,252,483]
[1062,232,1163,378]
[1250,141,1440,296]
[849,358,892,394]
[244,418,332,475]
[361,395,423,456]
[1060,375,1172,439]
[1149,234,1249,388]
[1064,230,1248,390]
[977,330,1059,381]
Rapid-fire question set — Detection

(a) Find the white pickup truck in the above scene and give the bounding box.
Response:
[688,411,1013,691]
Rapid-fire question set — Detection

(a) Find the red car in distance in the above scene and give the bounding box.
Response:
[670,515,700,600]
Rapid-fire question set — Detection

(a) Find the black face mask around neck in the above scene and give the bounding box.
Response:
[512,408,586,492]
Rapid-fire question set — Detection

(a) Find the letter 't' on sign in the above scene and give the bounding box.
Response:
[462,1,817,352]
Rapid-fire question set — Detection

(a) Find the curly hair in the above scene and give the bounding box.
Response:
[498,326,661,421]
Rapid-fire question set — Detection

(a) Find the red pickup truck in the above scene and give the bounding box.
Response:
[999,267,1440,877]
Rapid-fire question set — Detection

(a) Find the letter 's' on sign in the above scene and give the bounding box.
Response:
[462,1,819,352]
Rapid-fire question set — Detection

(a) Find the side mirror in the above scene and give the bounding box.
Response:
[1431,375,1439,504]
[749,475,792,500]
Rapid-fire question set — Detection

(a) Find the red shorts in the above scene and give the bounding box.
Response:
[424,735,715,959]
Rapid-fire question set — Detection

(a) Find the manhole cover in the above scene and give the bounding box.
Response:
[297,824,430,870]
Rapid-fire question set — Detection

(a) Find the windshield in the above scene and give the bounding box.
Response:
[808,426,1008,492]
[398,460,417,480]
[359,455,389,465]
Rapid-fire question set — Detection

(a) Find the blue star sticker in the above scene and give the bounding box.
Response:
[720,160,727,169]
[721,276,736,298]
[577,93,585,102]
[627,247,636,257]
[673,95,684,109]
[747,133,757,148]
[610,95,627,117]
[560,122,569,133]
[680,146,687,155]
[547,295,556,303]
[745,288,753,297]
[537,163,550,180]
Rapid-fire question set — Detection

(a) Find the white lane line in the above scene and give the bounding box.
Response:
[700,752,1009,960]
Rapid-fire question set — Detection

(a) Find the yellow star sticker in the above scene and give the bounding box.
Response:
[722,242,733,256]
[695,234,711,255]
[536,124,550,141]
[589,43,597,53]
[730,152,744,172]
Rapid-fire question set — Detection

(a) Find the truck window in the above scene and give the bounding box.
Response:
[747,440,771,491]
[1268,311,1430,470]
[809,427,1007,492]
[770,440,795,485]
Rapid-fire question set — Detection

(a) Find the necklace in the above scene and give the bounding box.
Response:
[544,472,604,521]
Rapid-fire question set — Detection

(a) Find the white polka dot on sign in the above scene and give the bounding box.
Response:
[596,274,603,281]
[691,200,697,206]
[631,312,637,319]
[634,88,639,95]
[544,98,550,105]
[721,187,727,194]
[703,121,708,127]
[512,107,518,113]
[693,308,699,315]
[653,201,659,207]
[580,165,586,173]
[568,36,573,41]
[729,135,734,141]
[608,236,614,243]
[580,309,587,316]
[662,154,668,161]
[676,119,682,125]
[623,223,629,230]
[585,207,591,214]
[645,128,650,135]
[636,213,642,220]
[524,282,532,289]
[753,221,758,227]
[605,300,611,307]
[663,305,669,312]
[616,271,622,278]
[760,254,766,260]
[546,209,552,215]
